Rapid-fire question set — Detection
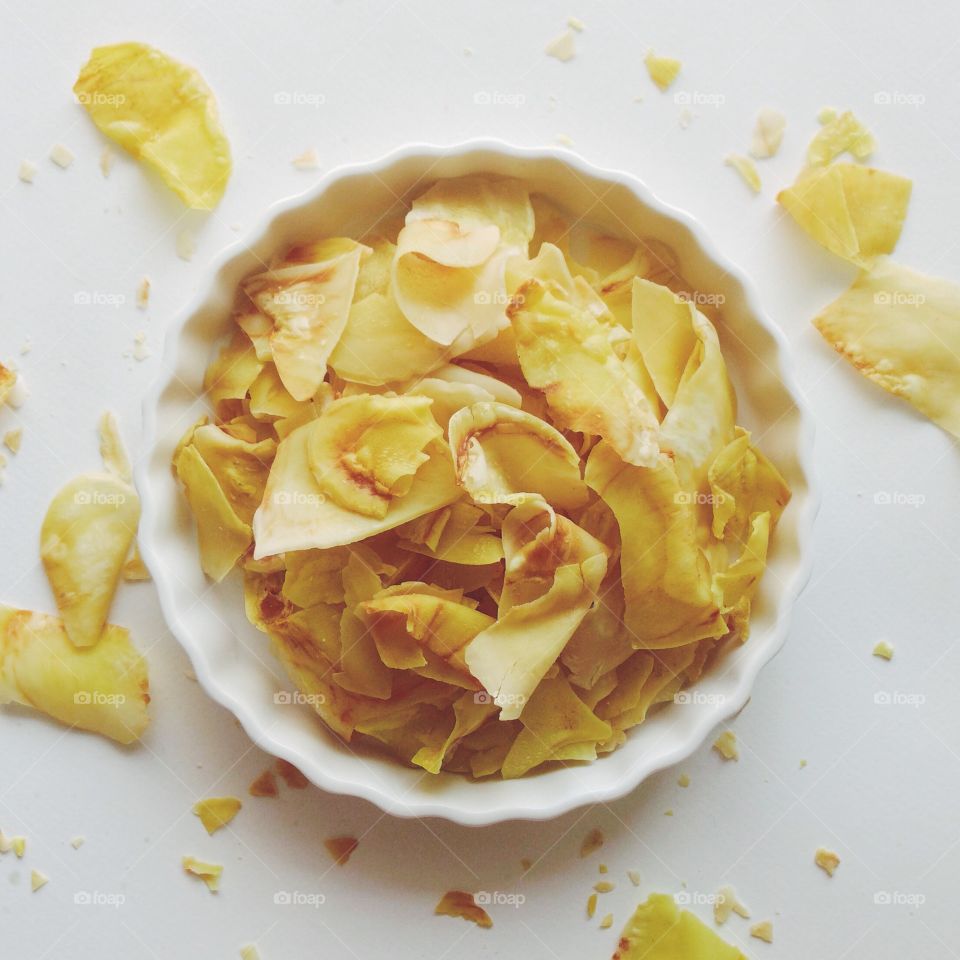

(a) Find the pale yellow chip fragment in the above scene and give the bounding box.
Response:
[807,109,875,166]
[815,847,840,877]
[40,473,140,647]
[713,730,739,760]
[50,144,75,168]
[18,160,37,183]
[580,827,604,857]
[600,913,614,929]
[324,836,358,865]
[749,108,786,159]
[813,258,960,438]
[239,946,261,960]
[3,429,22,454]
[183,855,223,892]
[714,885,750,924]
[291,148,320,170]
[71,836,85,849]
[0,363,17,407]
[12,836,25,857]
[545,29,576,61]
[750,921,774,943]
[435,890,492,928]
[627,870,641,887]
[192,796,242,835]
[587,892,598,918]
[136,277,151,309]
[595,881,615,893]
[98,411,133,481]
[873,640,894,660]
[678,773,690,787]
[31,870,48,892]
[725,154,761,193]
[645,52,681,91]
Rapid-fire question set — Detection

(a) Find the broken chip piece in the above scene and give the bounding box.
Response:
[807,109,875,167]
[645,52,681,91]
[324,836,358,865]
[750,920,773,942]
[183,855,223,892]
[74,43,231,209]
[275,759,309,789]
[749,108,786,159]
[712,731,739,761]
[0,605,149,743]
[724,154,761,193]
[40,473,140,647]
[581,828,604,858]
[873,640,894,661]
[435,890,493,928]
[249,770,278,797]
[714,885,750,924]
[31,870,49,892]
[815,847,840,877]
[193,797,242,835]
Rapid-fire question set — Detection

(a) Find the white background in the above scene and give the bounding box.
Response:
[2,1,959,957]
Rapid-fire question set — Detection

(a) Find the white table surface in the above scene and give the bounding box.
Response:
[2,1,959,957]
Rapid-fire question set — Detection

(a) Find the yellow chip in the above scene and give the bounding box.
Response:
[645,52,682,91]
[724,154,761,193]
[182,855,222,893]
[192,796,242,835]
[435,890,493,928]
[807,109,875,166]
[74,43,231,209]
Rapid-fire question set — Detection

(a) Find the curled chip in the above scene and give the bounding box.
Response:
[813,257,960,438]
[183,855,223,892]
[192,797,241,835]
[615,893,747,960]
[725,154,761,193]
[435,890,493,928]
[40,474,140,647]
[74,43,231,209]
[0,605,149,743]
[778,163,911,267]
[174,175,788,778]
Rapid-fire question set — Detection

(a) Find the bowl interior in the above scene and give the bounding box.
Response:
[140,143,815,824]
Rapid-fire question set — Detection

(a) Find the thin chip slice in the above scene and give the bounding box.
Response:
[714,885,750,924]
[31,870,49,892]
[645,52,682,91]
[777,164,911,267]
[98,411,132,481]
[40,473,140,647]
[807,109,875,166]
[873,640,894,660]
[614,893,747,960]
[749,108,786,159]
[812,257,960,438]
[545,29,576,62]
[750,921,773,943]
[74,43,231,209]
[249,770,278,797]
[587,892,598,918]
[0,605,149,744]
[435,890,492,928]
[183,856,223,892]
[724,154,761,193]
[324,836,358,865]
[192,796,242,835]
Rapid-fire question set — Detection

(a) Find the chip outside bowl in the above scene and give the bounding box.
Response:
[137,140,818,826]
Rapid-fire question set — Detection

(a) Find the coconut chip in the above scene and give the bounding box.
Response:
[714,885,750,924]
[750,920,774,942]
[545,29,576,62]
[435,890,492,928]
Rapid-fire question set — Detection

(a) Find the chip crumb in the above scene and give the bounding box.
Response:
[183,855,223,892]
[587,892,598,918]
[249,770,278,797]
[545,29,576,62]
[324,836,358,866]
[595,881,615,893]
[714,885,750,924]
[725,154,761,193]
[99,145,115,177]
[4,429,22,454]
[50,144,75,168]
[627,870,641,887]
[435,890,492,928]
[70,836,85,849]
[12,836,25,858]
[99,411,132,481]
[663,809,674,817]
[31,869,48,892]
[818,105,838,125]
[176,228,196,261]
[749,108,786,159]
[122,545,151,581]
[291,148,320,171]
[136,277,151,309]
[239,946,260,960]
[520,857,532,872]
[18,160,37,183]
[815,847,840,877]
[644,51,681,91]
[0,363,18,407]
[580,827,604,857]
[567,15,585,31]
[19,340,31,355]
[873,640,894,661]
[799,758,808,769]
[678,107,693,129]
[193,796,242,835]
[276,758,309,789]
[677,773,690,788]
[598,863,608,874]
[807,110,875,166]
[713,730,739,760]
[750,920,774,942]
[599,913,614,929]
[133,331,151,361]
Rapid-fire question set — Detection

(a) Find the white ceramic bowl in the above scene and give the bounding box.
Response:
[138,140,817,826]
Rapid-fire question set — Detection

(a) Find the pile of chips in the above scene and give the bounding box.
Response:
[174,176,790,778]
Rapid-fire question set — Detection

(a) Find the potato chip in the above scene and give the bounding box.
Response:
[204,330,264,419]
[812,257,960,437]
[40,473,140,647]
[750,921,774,943]
[435,890,492,928]
[398,502,503,566]
[404,363,523,428]
[182,856,222,893]
[749,108,786,159]
[714,885,750,923]
[0,605,149,744]
[724,154,761,193]
[807,109,875,166]
[98,411,132,481]
[614,893,747,960]
[512,279,660,466]
[192,796,241,835]
[777,163,911,267]
[244,240,368,401]
[814,847,840,877]
[412,692,496,774]
[645,52,682,91]
[712,730,739,760]
[448,401,588,511]
[74,43,231,209]
[324,836,358,865]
